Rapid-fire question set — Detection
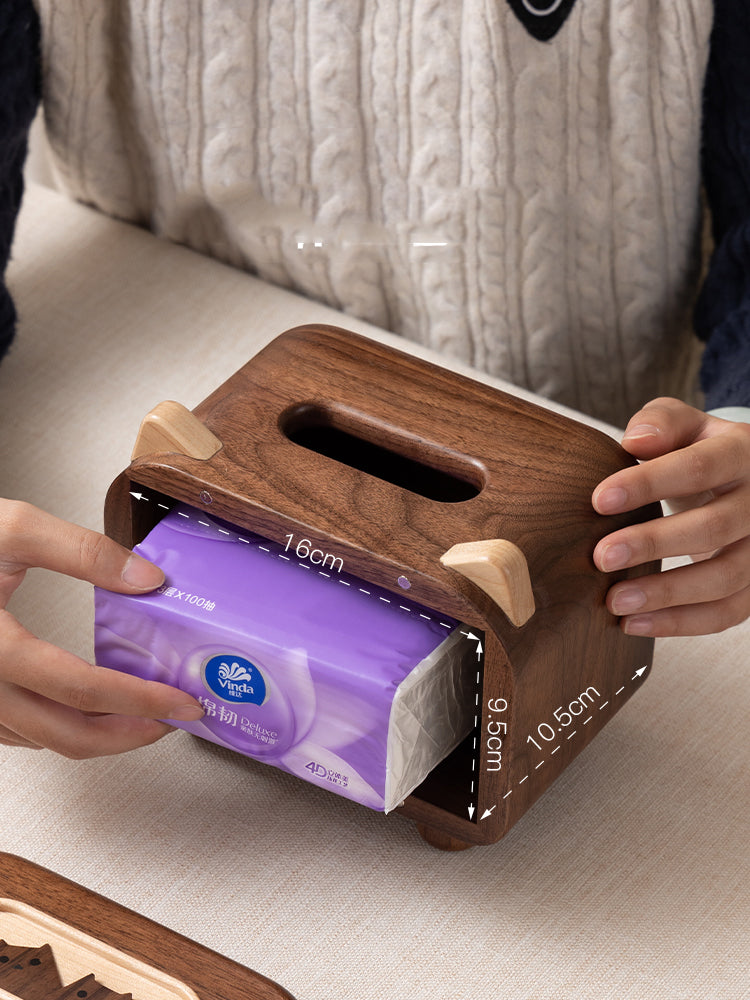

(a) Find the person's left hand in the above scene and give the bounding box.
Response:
[592,398,750,636]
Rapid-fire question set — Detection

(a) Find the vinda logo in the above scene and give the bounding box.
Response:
[202,654,267,705]
[506,0,579,41]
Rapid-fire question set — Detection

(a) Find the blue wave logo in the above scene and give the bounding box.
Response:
[202,653,267,704]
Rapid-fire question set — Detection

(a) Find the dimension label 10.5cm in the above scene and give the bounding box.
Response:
[526,687,601,750]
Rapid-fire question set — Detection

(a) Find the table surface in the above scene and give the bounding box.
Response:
[1,184,748,1000]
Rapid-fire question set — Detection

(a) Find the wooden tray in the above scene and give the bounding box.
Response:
[0,854,294,1000]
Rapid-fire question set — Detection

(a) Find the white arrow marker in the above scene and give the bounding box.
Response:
[129,491,147,501]
[461,631,479,641]
[476,640,483,659]
[480,806,496,821]
[633,665,648,680]
[468,804,475,820]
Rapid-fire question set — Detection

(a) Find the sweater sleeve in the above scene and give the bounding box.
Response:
[694,0,750,408]
[0,0,40,362]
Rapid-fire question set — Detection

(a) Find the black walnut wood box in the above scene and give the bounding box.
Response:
[104,325,660,850]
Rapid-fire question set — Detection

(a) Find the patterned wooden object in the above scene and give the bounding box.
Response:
[0,854,294,1000]
[0,942,63,999]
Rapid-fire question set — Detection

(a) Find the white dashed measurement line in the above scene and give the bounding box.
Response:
[467,635,484,822]
[132,492,461,630]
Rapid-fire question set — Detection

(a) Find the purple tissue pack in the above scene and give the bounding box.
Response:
[94,504,474,812]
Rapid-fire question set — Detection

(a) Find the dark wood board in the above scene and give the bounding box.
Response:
[0,853,295,1000]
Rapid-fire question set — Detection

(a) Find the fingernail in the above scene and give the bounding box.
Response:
[623,423,660,440]
[623,615,654,636]
[167,703,205,722]
[599,542,631,571]
[594,486,628,514]
[611,587,646,614]
[122,553,165,591]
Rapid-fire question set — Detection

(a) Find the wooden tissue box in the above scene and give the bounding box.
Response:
[103,325,660,849]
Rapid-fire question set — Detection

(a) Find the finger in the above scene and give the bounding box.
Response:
[618,397,712,461]
[606,537,750,617]
[594,489,750,571]
[0,500,164,594]
[0,683,178,758]
[0,719,42,748]
[616,585,750,637]
[0,611,203,722]
[593,429,750,515]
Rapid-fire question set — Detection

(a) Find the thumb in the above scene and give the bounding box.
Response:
[0,501,164,594]
[620,397,711,461]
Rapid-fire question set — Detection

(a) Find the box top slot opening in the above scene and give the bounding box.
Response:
[281,403,484,503]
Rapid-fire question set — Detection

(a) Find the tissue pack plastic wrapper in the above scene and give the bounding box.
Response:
[94,504,475,812]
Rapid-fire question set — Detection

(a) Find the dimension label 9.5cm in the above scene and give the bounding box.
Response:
[485,697,508,772]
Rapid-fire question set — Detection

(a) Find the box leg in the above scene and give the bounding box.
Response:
[416,823,473,852]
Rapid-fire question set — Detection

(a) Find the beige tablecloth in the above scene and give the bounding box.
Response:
[1,185,748,1000]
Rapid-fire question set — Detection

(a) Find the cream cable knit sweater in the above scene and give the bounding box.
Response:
[37,0,713,427]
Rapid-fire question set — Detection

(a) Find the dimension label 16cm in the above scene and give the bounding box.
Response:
[284,534,344,572]
[526,687,601,750]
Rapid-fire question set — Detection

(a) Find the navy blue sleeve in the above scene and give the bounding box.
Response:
[694,0,750,408]
[0,0,40,362]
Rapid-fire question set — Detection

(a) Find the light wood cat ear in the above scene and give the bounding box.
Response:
[131,400,222,461]
[440,539,535,627]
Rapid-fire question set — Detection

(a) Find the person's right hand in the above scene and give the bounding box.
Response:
[0,499,204,757]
